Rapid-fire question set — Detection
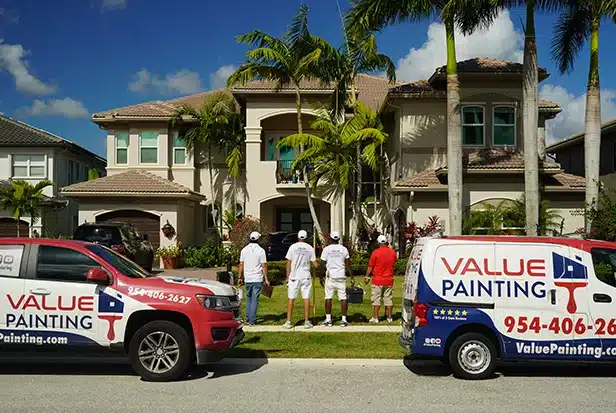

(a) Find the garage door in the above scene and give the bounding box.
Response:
[0,218,29,237]
[95,210,161,253]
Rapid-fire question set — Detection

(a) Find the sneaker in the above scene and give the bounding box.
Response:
[369,318,379,324]
[387,318,393,323]
[322,320,333,327]
[282,321,293,329]
[340,320,349,327]
[304,321,314,329]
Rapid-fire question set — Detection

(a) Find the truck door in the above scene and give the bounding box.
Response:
[586,246,616,360]
[0,243,28,340]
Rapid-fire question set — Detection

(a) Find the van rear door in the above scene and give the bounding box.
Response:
[401,238,428,339]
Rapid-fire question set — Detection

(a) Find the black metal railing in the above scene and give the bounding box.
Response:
[276,160,306,184]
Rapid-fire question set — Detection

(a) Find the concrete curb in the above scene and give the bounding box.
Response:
[243,325,401,333]
[213,358,404,367]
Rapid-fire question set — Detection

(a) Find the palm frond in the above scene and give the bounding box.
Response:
[550,5,592,74]
[236,30,286,50]
[246,47,290,68]
[226,63,291,88]
[278,133,325,149]
[225,147,243,178]
[345,0,435,38]
[287,4,311,49]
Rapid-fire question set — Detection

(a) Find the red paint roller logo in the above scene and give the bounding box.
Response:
[552,252,588,314]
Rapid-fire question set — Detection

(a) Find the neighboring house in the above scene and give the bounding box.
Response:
[61,58,585,254]
[547,118,616,195]
[0,115,106,237]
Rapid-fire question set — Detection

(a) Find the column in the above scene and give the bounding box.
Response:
[538,116,547,160]
[244,126,262,217]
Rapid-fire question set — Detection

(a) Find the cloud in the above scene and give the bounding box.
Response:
[16,98,89,118]
[210,65,237,89]
[396,9,523,82]
[0,8,19,24]
[101,0,126,12]
[540,84,616,144]
[128,69,203,95]
[0,40,56,95]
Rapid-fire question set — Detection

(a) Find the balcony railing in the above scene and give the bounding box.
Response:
[276,160,306,184]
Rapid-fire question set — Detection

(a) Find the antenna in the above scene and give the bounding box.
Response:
[336,0,350,47]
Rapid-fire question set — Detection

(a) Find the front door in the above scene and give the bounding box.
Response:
[277,208,313,233]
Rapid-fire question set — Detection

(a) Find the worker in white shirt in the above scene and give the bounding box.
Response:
[320,231,354,327]
[283,230,319,329]
[238,231,269,326]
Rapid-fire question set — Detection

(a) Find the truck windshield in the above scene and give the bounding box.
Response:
[86,244,150,279]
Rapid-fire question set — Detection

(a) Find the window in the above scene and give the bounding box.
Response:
[36,246,101,282]
[204,203,222,230]
[0,245,24,278]
[493,106,516,146]
[591,248,616,288]
[361,167,382,202]
[139,131,158,164]
[86,244,149,279]
[462,106,484,146]
[12,155,45,178]
[68,160,74,184]
[115,132,129,165]
[235,204,244,220]
[173,132,187,164]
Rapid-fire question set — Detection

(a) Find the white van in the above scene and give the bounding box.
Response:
[400,235,616,379]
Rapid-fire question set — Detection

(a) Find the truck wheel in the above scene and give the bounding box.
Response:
[128,320,192,382]
[448,333,496,380]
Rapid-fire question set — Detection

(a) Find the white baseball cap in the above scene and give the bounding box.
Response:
[298,230,308,240]
[330,231,340,240]
[249,231,261,241]
[377,235,387,244]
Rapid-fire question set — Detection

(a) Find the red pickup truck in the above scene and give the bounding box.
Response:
[0,238,244,381]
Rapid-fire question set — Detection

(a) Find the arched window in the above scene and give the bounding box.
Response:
[204,203,222,230]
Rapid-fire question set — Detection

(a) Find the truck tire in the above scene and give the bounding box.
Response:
[128,320,192,382]
[448,333,497,380]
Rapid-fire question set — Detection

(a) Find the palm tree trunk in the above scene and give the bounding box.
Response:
[523,0,540,236]
[295,85,324,239]
[16,217,20,238]
[349,76,363,246]
[585,17,601,232]
[207,141,218,234]
[445,16,463,236]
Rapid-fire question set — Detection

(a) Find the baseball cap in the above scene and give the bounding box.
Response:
[298,230,308,240]
[377,235,387,244]
[249,231,261,241]
[330,231,340,240]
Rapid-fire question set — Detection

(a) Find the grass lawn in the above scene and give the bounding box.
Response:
[247,276,404,326]
[228,332,406,359]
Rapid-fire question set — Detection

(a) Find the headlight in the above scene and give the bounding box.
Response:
[196,294,233,311]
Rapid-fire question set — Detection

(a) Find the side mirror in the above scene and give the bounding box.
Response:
[142,233,149,241]
[87,268,110,285]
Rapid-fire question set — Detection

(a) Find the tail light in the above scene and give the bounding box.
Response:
[111,244,125,253]
[413,302,428,327]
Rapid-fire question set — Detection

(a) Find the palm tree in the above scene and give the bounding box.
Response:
[551,0,616,232]
[278,102,388,230]
[0,179,53,237]
[346,0,495,236]
[227,4,332,238]
[507,197,563,235]
[171,91,241,234]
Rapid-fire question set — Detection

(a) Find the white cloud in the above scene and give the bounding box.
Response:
[396,9,523,82]
[101,0,126,12]
[128,69,203,95]
[540,84,616,144]
[0,40,56,95]
[16,98,89,118]
[210,65,237,89]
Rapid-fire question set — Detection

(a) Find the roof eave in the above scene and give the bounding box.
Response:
[61,191,205,200]
[392,186,447,193]
[547,120,616,152]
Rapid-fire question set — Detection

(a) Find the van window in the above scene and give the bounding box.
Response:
[0,245,24,278]
[36,246,101,282]
[591,248,616,288]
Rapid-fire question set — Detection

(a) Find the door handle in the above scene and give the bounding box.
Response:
[29,289,51,296]
[593,293,612,303]
[550,289,556,305]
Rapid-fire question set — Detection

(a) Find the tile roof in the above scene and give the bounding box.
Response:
[433,57,548,76]
[394,149,581,190]
[546,117,616,152]
[61,169,204,197]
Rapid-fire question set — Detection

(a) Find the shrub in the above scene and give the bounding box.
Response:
[586,188,616,241]
[228,215,272,264]
[394,258,408,275]
[183,239,225,268]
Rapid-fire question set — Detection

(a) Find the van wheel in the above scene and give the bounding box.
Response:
[448,333,496,380]
[128,320,192,382]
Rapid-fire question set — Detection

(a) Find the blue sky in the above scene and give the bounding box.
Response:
[1,0,616,157]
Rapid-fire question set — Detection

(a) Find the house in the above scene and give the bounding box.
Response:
[0,114,106,237]
[61,57,586,255]
[546,118,616,195]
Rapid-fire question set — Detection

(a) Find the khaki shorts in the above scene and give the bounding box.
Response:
[371,285,393,306]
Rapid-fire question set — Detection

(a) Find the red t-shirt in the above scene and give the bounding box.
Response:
[368,246,397,286]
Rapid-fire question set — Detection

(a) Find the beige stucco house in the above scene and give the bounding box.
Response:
[61,57,586,256]
[0,114,106,237]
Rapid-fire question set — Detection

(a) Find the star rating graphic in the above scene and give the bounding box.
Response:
[447,309,453,315]
[433,309,439,315]
[454,310,461,316]
[431,308,469,318]
[440,309,446,315]
[462,310,468,316]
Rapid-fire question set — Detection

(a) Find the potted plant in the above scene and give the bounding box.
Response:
[156,244,182,269]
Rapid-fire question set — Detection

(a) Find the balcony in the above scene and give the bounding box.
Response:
[275,160,306,186]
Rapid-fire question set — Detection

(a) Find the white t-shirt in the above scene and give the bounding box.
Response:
[285,242,316,280]
[320,244,350,280]
[239,243,267,283]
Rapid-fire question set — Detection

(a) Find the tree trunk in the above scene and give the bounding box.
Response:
[585,17,601,232]
[349,77,363,246]
[207,141,219,234]
[445,17,463,236]
[16,217,20,238]
[523,0,540,236]
[295,85,324,239]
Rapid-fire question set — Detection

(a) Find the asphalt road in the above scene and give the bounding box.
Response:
[1,359,616,413]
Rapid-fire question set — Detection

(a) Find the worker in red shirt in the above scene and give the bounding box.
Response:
[364,235,397,323]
